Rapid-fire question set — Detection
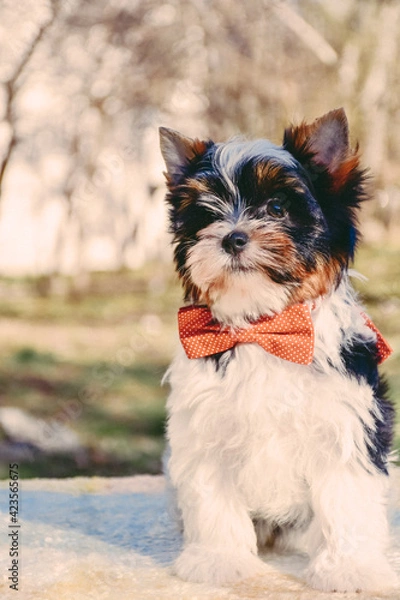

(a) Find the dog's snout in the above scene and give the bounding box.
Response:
[222,230,249,255]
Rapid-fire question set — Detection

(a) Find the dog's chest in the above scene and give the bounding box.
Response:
[204,345,321,462]
[176,342,372,513]
[167,288,377,515]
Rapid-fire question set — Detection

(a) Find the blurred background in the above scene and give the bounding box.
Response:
[0,0,399,478]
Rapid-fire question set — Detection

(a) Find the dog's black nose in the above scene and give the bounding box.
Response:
[222,230,249,255]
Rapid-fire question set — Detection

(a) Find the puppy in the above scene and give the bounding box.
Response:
[159,109,397,592]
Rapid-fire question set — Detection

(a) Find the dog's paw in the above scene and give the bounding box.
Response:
[306,551,398,592]
[173,543,266,585]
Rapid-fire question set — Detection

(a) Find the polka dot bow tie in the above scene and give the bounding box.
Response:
[178,304,315,365]
[178,305,392,365]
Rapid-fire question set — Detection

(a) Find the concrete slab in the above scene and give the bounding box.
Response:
[1,475,400,600]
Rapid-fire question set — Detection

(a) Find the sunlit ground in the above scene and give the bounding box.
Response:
[0,243,399,479]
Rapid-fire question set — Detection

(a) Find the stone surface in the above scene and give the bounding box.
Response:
[0,474,400,599]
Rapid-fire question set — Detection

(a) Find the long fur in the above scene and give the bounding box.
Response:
[159,110,397,592]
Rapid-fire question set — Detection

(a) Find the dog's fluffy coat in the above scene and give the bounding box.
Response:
[159,109,397,592]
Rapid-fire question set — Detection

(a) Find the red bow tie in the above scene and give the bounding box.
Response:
[178,305,392,365]
[178,304,315,364]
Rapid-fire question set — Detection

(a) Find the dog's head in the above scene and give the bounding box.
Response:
[160,109,367,325]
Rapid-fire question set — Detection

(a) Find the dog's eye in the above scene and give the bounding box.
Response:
[266,198,287,219]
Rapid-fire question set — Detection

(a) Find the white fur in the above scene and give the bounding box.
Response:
[164,277,398,592]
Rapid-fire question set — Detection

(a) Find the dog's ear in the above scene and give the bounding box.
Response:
[159,127,212,186]
[285,109,367,262]
[283,108,352,174]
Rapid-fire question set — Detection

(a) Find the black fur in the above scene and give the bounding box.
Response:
[340,337,394,474]
[205,348,235,375]
[282,134,368,265]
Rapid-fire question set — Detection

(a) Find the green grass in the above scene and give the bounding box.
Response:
[0,347,169,478]
[0,264,180,479]
[0,246,399,479]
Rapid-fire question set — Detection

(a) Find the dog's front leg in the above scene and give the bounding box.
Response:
[306,468,397,592]
[170,460,266,585]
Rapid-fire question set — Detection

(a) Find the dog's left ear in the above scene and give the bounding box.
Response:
[283,108,353,174]
[159,127,212,186]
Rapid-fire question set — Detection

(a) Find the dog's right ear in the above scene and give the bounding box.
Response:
[159,127,212,186]
[283,108,352,175]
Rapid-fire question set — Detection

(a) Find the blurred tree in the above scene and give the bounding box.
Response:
[0,0,399,279]
[0,0,54,197]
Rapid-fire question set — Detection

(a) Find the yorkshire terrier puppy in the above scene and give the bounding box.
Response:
[159,109,397,592]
